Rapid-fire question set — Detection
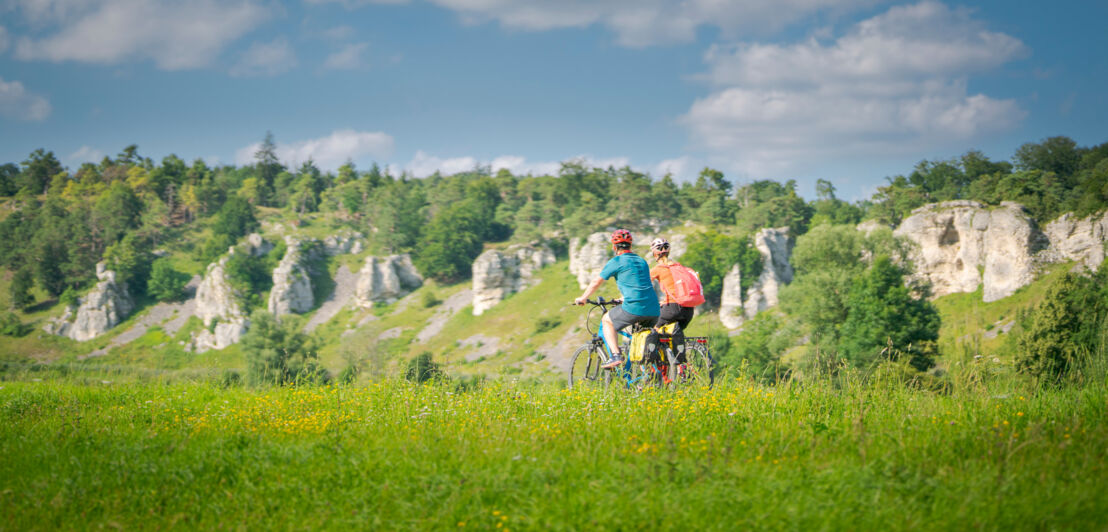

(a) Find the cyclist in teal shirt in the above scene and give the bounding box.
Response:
[574,229,660,368]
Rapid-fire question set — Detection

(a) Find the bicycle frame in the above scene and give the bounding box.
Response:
[572,297,713,389]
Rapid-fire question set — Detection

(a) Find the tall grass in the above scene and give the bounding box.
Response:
[1,373,1105,530]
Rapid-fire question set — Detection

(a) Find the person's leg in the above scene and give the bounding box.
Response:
[673,306,694,363]
[601,311,621,358]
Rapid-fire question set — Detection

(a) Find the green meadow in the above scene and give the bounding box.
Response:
[2,374,1105,530]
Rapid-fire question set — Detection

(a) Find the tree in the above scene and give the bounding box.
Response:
[9,268,35,309]
[147,258,190,302]
[243,310,327,386]
[1016,270,1108,382]
[20,149,63,195]
[838,256,940,370]
[0,163,19,196]
[212,196,258,240]
[92,182,144,247]
[370,180,425,253]
[414,200,485,282]
[103,234,154,297]
[1014,136,1081,178]
[254,132,282,205]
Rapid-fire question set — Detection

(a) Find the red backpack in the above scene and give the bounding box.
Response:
[664,262,706,307]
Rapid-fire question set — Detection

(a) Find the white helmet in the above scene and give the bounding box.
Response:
[650,237,670,253]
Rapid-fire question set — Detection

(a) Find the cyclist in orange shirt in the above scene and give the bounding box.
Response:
[648,237,695,364]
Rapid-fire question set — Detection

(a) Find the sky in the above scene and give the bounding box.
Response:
[0,0,1105,200]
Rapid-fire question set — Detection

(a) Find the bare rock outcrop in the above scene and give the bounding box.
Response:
[245,233,273,257]
[472,244,555,315]
[323,231,365,256]
[189,252,248,353]
[45,262,134,341]
[894,201,1039,302]
[718,264,744,329]
[569,232,611,289]
[719,227,794,329]
[1043,211,1108,271]
[354,254,423,306]
[268,237,314,317]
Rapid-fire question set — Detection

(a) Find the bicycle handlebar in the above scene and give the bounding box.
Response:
[572,297,623,307]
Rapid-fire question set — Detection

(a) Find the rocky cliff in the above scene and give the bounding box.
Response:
[1043,211,1108,271]
[189,251,249,353]
[354,254,423,306]
[568,232,611,289]
[472,244,556,315]
[44,262,134,341]
[719,227,794,329]
[323,231,365,256]
[268,237,315,317]
[894,201,1040,302]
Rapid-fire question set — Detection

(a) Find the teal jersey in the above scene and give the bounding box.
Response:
[599,252,660,317]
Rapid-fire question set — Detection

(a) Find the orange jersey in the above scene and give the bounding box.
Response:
[650,263,679,305]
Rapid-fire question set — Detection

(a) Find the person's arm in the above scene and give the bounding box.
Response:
[574,277,605,306]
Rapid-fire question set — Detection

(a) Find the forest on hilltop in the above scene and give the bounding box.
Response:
[1,134,1106,384]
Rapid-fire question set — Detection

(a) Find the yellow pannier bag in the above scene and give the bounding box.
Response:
[629,329,652,362]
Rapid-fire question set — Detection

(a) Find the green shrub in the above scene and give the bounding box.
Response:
[9,268,34,309]
[243,310,328,386]
[0,312,30,337]
[147,258,190,302]
[405,352,441,383]
[1016,271,1108,383]
[534,317,561,334]
[421,290,441,308]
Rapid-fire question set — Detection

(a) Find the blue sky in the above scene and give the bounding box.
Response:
[0,0,1105,200]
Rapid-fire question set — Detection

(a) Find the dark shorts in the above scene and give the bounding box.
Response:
[607,304,657,332]
[656,303,695,330]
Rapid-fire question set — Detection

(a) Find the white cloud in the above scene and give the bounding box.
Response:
[230,38,297,77]
[303,0,874,46]
[323,42,369,70]
[653,157,699,181]
[428,0,876,47]
[68,145,105,164]
[11,0,270,70]
[235,129,395,170]
[305,0,409,7]
[405,152,648,178]
[405,151,480,177]
[0,77,51,121]
[489,155,560,177]
[320,25,355,42]
[681,1,1028,178]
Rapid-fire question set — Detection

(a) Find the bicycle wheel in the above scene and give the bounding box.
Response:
[568,343,610,389]
[675,344,714,389]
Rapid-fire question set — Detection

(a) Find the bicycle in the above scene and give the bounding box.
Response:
[567,297,714,389]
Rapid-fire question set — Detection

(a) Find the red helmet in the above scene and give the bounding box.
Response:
[610,229,633,245]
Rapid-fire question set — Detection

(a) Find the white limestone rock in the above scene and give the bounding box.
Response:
[189,252,248,352]
[268,237,315,317]
[568,232,611,289]
[323,231,365,256]
[1043,211,1108,271]
[718,264,744,329]
[743,227,795,319]
[44,262,134,341]
[716,227,794,329]
[982,203,1039,302]
[894,201,1038,302]
[245,233,273,257]
[472,244,556,315]
[354,254,423,306]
